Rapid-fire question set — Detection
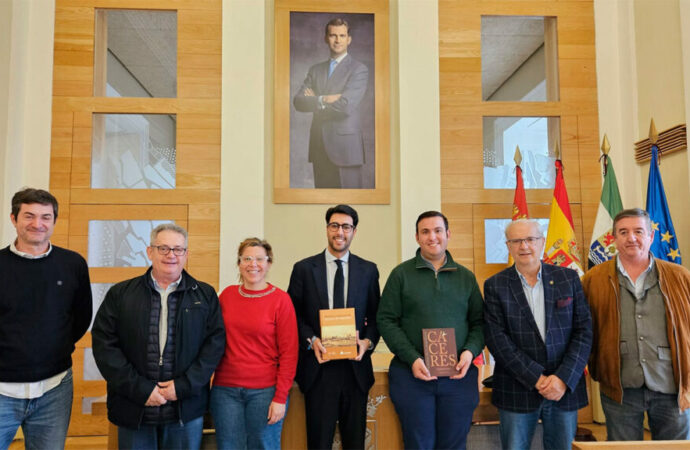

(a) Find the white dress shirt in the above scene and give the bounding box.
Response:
[516,266,546,342]
[325,250,349,309]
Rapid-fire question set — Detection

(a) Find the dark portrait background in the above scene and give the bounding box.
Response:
[289,12,375,189]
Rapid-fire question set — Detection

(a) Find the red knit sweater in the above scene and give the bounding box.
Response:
[213,284,298,404]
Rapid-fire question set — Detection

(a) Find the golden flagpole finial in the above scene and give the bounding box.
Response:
[649,118,659,144]
[514,145,522,166]
[601,134,611,156]
[554,141,561,160]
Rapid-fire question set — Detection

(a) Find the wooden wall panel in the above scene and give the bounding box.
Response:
[439,1,599,422]
[439,0,600,289]
[50,0,222,437]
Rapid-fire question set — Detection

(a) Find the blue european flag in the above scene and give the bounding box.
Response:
[645,145,682,264]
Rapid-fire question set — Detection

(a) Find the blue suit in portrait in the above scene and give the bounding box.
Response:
[293,54,369,189]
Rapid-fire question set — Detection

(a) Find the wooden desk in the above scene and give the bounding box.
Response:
[105,358,593,449]
[573,442,690,449]
[282,371,403,449]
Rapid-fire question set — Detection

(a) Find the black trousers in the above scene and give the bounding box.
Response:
[303,360,368,450]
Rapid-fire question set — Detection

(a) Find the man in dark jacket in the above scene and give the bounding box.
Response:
[288,204,380,449]
[484,219,591,449]
[92,223,225,449]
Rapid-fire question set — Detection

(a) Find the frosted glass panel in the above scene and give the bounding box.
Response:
[89,283,114,331]
[485,218,550,264]
[83,348,104,381]
[92,114,176,189]
[88,220,171,267]
[95,9,177,98]
[483,116,559,189]
[82,395,107,414]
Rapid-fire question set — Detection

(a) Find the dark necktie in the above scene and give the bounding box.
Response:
[333,259,344,309]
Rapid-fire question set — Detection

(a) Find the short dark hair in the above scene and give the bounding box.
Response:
[325,18,350,37]
[415,210,448,233]
[11,188,59,221]
[325,204,359,228]
[612,208,652,235]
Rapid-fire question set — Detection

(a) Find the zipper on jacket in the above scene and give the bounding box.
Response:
[609,274,624,398]
[159,355,163,366]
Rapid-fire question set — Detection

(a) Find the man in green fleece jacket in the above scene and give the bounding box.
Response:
[378,210,484,450]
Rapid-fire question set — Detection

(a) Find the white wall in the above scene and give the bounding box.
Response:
[0,0,55,245]
[594,0,690,268]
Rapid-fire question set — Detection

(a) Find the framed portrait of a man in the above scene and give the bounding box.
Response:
[274,0,390,204]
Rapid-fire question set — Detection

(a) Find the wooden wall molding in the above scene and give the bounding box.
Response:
[439,0,600,275]
[50,0,222,436]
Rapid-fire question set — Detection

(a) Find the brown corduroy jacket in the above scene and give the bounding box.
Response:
[582,257,690,411]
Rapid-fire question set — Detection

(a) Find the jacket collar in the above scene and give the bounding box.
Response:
[144,267,195,292]
[309,252,330,310]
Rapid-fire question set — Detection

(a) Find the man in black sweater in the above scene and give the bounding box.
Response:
[0,188,92,450]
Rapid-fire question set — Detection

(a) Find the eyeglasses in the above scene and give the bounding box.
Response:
[151,245,187,256]
[327,222,355,232]
[506,236,543,246]
[239,256,270,264]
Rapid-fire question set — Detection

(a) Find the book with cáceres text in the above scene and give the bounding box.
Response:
[422,328,460,377]
[320,307,357,360]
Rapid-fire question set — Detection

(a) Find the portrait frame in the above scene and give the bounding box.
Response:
[274,0,390,204]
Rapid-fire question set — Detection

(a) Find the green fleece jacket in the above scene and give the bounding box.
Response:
[377,249,484,370]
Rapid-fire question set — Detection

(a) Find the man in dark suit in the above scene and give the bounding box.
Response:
[293,18,369,189]
[288,204,380,449]
[484,219,592,450]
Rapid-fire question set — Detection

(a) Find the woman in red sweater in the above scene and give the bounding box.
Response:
[210,238,298,449]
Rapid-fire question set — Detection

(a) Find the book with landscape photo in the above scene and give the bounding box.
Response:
[320,307,357,360]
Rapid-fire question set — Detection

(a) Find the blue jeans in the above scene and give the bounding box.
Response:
[117,415,203,450]
[388,363,479,450]
[0,369,73,450]
[498,401,578,450]
[600,388,690,441]
[210,385,286,450]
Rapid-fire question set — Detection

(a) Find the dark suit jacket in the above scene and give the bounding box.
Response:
[483,263,592,412]
[293,54,369,167]
[287,251,380,394]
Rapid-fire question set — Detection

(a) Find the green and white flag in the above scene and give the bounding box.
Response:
[588,155,624,268]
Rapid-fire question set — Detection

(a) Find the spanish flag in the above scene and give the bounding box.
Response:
[544,159,584,276]
[512,165,529,221]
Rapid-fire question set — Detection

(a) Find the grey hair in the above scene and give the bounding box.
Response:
[504,219,543,240]
[150,223,188,246]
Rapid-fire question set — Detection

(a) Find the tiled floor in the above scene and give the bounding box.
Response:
[9,423,652,449]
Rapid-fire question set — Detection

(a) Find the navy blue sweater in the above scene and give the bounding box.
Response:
[0,246,92,382]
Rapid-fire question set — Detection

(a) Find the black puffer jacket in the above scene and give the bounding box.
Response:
[141,280,179,425]
[92,268,225,429]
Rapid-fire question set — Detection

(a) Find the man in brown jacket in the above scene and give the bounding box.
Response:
[583,208,690,441]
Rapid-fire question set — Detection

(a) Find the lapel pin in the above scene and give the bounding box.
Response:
[549,280,554,285]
